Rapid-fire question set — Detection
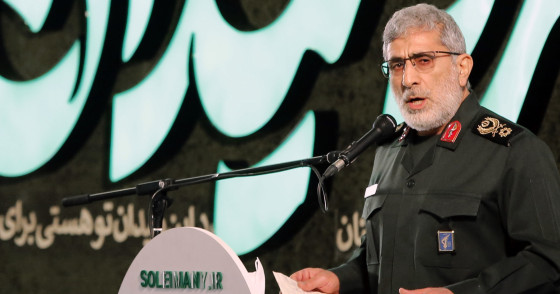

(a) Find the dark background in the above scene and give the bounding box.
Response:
[1,0,559,293]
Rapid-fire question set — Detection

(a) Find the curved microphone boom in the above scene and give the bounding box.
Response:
[322,114,397,178]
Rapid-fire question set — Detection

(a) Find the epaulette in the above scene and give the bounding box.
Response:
[471,111,523,146]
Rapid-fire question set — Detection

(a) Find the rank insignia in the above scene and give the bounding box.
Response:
[472,113,522,146]
[440,121,461,143]
[437,230,455,252]
[477,117,512,137]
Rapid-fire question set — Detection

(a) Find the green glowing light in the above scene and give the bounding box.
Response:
[110,0,192,182]
[481,0,560,121]
[110,0,360,181]
[0,0,110,177]
[3,0,52,33]
[122,0,154,62]
[194,0,360,137]
[214,111,316,255]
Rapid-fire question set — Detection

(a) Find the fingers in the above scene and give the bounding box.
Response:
[290,268,340,293]
[290,268,314,281]
[290,267,323,282]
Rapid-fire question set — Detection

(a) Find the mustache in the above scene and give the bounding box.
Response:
[399,88,431,101]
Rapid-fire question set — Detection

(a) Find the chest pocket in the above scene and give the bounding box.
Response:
[417,193,482,269]
[362,194,387,219]
[419,193,481,219]
[362,194,387,265]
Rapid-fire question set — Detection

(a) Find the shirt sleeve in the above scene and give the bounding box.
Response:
[329,235,371,294]
[448,134,560,293]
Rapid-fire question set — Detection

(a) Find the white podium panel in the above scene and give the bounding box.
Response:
[119,227,264,294]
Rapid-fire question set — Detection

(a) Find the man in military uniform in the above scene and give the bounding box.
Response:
[291,3,560,294]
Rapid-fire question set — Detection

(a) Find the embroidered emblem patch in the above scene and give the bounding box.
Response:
[440,121,461,143]
[477,117,512,138]
[472,113,522,146]
[437,230,455,252]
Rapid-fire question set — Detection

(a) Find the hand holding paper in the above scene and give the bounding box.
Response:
[273,272,323,294]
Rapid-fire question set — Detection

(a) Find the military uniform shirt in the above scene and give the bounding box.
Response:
[331,93,560,294]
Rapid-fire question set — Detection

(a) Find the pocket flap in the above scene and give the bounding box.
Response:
[420,193,481,219]
[362,194,387,219]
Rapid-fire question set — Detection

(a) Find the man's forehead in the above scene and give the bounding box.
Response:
[386,29,444,58]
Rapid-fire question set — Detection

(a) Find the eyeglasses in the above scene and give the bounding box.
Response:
[381,51,461,78]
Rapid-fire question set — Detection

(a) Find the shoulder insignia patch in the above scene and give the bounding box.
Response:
[472,114,522,146]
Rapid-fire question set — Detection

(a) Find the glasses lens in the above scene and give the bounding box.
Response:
[412,53,435,72]
[382,60,404,77]
[381,62,389,77]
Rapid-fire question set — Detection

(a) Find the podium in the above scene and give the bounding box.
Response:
[119,227,265,293]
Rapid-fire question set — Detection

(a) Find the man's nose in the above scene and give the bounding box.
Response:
[401,59,419,88]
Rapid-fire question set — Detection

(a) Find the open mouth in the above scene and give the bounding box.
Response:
[407,97,425,104]
[406,97,427,109]
[409,97,424,103]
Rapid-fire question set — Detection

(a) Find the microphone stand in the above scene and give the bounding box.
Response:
[62,154,335,238]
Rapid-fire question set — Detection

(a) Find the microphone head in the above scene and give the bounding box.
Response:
[373,114,397,137]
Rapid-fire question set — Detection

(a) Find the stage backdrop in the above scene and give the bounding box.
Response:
[1,0,559,293]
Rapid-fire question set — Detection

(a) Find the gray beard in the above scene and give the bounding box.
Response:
[394,73,463,132]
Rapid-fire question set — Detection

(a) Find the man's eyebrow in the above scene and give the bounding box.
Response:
[410,51,431,56]
[387,51,430,60]
[387,56,405,61]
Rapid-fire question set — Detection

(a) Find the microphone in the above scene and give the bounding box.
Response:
[323,114,397,178]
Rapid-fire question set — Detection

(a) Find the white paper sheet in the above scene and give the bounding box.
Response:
[272,271,323,294]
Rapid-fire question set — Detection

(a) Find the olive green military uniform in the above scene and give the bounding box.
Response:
[331,93,560,293]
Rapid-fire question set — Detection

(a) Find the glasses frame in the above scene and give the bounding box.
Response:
[381,51,461,78]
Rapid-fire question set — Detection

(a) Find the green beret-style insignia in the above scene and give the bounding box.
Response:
[472,113,522,146]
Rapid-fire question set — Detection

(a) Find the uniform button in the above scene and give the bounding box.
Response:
[406,179,415,188]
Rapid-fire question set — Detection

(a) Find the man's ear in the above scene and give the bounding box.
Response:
[457,54,473,87]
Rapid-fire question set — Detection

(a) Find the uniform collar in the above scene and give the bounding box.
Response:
[393,91,481,151]
[436,91,480,151]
